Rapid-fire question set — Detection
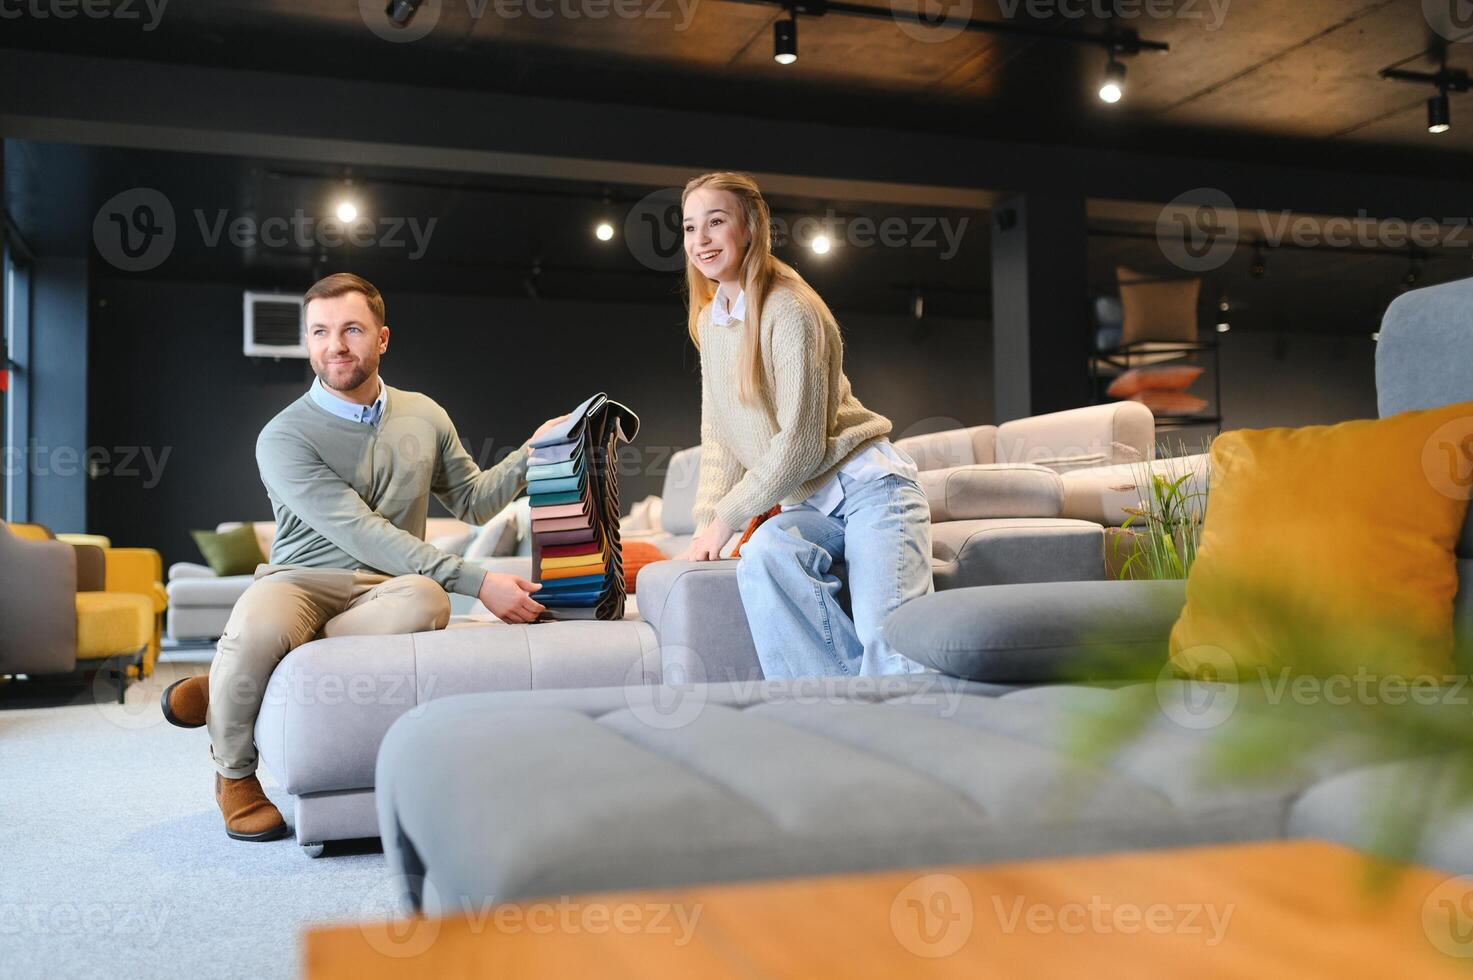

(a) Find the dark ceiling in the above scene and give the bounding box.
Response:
[4,0,1472,173]
[7,1,1473,335]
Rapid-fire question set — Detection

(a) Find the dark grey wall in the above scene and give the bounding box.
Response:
[29,256,88,532]
[88,277,992,565]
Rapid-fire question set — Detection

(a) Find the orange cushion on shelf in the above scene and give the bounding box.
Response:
[1130,390,1209,416]
[623,541,666,595]
[1107,364,1204,399]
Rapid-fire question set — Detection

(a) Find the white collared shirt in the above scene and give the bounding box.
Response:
[710,287,746,327]
[708,288,916,516]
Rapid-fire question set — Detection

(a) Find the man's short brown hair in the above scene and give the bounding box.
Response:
[303,273,385,325]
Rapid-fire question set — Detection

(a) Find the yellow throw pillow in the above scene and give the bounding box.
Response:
[1169,401,1473,681]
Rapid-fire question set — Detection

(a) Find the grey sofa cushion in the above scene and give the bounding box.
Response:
[377,677,1438,909]
[918,464,1062,521]
[930,518,1103,591]
[255,619,659,797]
[1287,757,1473,876]
[884,580,1187,682]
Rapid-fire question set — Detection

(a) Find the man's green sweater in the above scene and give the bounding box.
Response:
[256,384,528,597]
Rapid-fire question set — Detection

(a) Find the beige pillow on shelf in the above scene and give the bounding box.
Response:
[1117,267,1201,345]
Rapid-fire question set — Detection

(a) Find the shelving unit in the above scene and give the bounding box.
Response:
[1089,339,1223,434]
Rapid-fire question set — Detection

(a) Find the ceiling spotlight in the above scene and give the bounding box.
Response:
[1216,322,1231,333]
[1429,91,1451,134]
[1099,56,1126,104]
[595,221,615,242]
[912,291,925,320]
[1382,66,1470,135]
[385,0,423,26]
[1219,298,1231,312]
[774,14,797,65]
[335,200,359,223]
[811,234,831,255]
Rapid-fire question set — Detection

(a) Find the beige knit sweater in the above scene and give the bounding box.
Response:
[692,285,892,533]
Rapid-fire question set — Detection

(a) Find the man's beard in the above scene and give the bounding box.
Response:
[314,357,374,393]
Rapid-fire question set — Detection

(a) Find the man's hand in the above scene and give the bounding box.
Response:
[531,414,569,442]
[478,572,545,623]
[679,517,735,562]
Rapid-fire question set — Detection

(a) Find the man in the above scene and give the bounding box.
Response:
[162,272,561,842]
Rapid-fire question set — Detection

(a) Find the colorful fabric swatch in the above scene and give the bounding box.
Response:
[528,392,639,621]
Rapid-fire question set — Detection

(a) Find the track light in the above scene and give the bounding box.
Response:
[385,0,423,25]
[335,200,359,223]
[1216,322,1231,333]
[1382,65,1469,134]
[774,14,797,65]
[595,221,615,242]
[1099,56,1126,104]
[1429,91,1451,134]
[811,234,831,255]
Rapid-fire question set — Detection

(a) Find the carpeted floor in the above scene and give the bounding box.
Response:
[1,649,400,980]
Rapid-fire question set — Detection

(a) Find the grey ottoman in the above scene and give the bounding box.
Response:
[254,618,660,855]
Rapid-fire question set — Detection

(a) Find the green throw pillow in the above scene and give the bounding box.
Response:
[191,525,266,577]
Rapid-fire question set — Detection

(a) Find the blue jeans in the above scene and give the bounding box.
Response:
[735,472,933,678]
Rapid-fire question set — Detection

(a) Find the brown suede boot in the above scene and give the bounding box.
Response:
[216,773,288,842]
[160,674,209,729]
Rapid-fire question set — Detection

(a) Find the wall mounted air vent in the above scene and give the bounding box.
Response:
[243,292,306,358]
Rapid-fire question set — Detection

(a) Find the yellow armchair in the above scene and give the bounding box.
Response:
[0,522,154,701]
[101,547,168,677]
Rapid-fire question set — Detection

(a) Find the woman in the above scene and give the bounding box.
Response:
[676,171,932,678]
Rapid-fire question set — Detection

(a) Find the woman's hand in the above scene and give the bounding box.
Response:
[680,517,735,562]
[478,572,545,623]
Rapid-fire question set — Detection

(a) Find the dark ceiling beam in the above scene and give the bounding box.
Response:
[4,49,1472,224]
[719,0,1170,52]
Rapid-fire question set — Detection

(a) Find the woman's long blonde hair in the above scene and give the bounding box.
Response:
[682,171,839,407]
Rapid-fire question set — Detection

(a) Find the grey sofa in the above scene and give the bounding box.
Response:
[373,275,1473,909]
[253,401,1167,852]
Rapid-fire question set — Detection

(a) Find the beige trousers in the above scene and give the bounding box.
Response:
[207,565,451,778]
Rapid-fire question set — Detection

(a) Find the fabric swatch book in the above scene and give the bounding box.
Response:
[528,392,639,621]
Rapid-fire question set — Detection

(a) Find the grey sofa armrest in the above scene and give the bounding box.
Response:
[635,560,764,683]
[884,579,1186,682]
[0,525,78,675]
[168,562,217,581]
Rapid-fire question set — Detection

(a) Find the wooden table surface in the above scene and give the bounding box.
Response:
[304,840,1473,979]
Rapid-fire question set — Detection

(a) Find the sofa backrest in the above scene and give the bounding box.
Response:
[659,446,703,535]
[892,426,997,471]
[1376,277,1473,562]
[994,402,1155,472]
